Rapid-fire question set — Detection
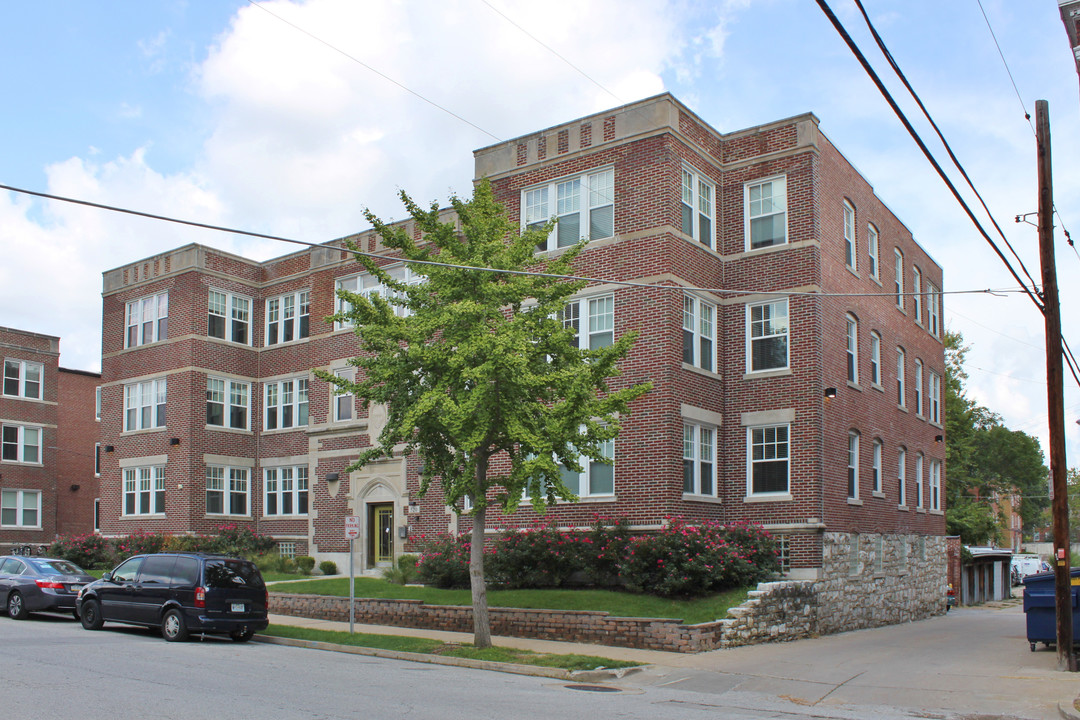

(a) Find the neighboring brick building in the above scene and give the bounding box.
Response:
[99,94,947,632]
[1,327,101,551]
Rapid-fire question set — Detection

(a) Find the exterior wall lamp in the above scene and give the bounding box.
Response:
[169,437,181,446]
[824,387,838,399]
[326,472,340,482]
[935,434,944,443]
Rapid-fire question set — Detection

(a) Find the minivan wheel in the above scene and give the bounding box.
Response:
[7,592,27,620]
[230,627,255,643]
[161,609,189,642]
[80,599,103,630]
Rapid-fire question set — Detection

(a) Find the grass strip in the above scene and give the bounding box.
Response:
[260,624,640,672]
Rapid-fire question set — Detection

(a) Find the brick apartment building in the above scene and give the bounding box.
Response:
[99,94,947,631]
[1,327,101,551]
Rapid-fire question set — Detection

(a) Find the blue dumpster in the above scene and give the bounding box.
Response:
[1022,568,1080,651]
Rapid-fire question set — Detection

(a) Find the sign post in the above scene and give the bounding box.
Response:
[344,516,360,633]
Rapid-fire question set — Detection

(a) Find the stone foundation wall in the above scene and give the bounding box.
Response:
[270,532,946,653]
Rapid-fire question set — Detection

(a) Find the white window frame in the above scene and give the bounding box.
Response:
[208,289,252,345]
[745,176,788,250]
[3,359,44,400]
[912,266,922,324]
[206,466,250,516]
[123,378,167,432]
[914,359,923,417]
[95,443,101,477]
[264,377,309,430]
[927,283,940,337]
[263,465,310,516]
[126,292,168,348]
[894,249,905,310]
[684,294,716,373]
[747,299,789,373]
[561,294,615,351]
[683,423,716,497]
[870,331,881,387]
[558,435,615,498]
[0,489,41,528]
[336,265,423,329]
[681,166,715,249]
[123,465,166,516]
[95,387,102,421]
[846,314,859,384]
[524,168,615,252]
[930,460,941,511]
[872,438,882,494]
[847,431,860,500]
[844,200,856,270]
[206,377,250,431]
[897,447,907,508]
[896,348,906,408]
[868,224,879,279]
[332,368,355,423]
[929,371,941,424]
[915,453,925,509]
[747,424,790,496]
[266,290,311,346]
[1,424,42,464]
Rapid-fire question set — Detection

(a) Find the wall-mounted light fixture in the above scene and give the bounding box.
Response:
[824,387,838,399]
[934,434,944,443]
[169,437,181,446]
[104,445,114,453]
[326,472,340,482]
[70,484,80,492]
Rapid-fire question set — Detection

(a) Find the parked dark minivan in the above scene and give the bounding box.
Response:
[76,553,268,642]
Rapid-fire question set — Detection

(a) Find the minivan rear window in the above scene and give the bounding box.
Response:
[204,559,264,589]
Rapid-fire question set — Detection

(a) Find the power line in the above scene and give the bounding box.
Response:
[245,0,501,142]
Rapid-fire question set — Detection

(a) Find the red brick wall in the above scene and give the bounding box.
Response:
[56,368,101,537]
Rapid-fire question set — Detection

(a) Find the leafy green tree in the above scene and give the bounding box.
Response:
[325,180,651,648]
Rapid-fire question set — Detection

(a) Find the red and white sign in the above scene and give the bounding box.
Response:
[344,515,360,540]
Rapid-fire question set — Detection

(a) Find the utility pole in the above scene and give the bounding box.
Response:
[1036,99,1075,672]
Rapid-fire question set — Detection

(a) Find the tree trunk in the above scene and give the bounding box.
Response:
[469,504,492,648]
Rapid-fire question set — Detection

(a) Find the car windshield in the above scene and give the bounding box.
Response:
[204,559,264,589]
[29,559,86,575]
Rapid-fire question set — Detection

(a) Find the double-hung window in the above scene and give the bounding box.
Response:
[264,465,309,516]
[206,377,250,430]
[683,295,716,372]
[915,453,924,509]
[681,167,715,248]
[124,379,166,431]
[930,460,941,510]
[897,447,907,507]
[927,283,940,336]
[747,299,788,372]
[871,439,882,493]
[912,267,922,324]
[559,436,614,498]
[561,295,615,350]
[206,466,249,516]
[3,360,43,400]
[748,424,789,495]
[683,423,716,496]
[1,489,40,527]
[929,371,941,424]
[846,315,858,384]
[126,292,168,348]
[1,425,41,464]
[914,359,923,417]
[332,369,355,422]
[894,249,904,309]
[208,290,251,344]
[264,377,309,430]
[123,466,165,515]
[266,291,310,345]
[746,177,787,249]
[868,224,879,279]
[869,331,881,386]
[336,266,423,328]
[847,431,860,499]
[525,168,614,252]
[844,200,856,269]
[896,348,906,408]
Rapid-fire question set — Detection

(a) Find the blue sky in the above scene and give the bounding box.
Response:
[2,0,1079,466]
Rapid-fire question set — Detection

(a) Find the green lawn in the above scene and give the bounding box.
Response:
[260,624,640,671]
[269,576,749,625]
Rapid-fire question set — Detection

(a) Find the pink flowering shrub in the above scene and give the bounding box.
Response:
[486,522,587,588]
[112,529,165,559]
[47,533,112,569]
[416,534,471,588]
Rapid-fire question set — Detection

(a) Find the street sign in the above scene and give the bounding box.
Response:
[344,515,360,540]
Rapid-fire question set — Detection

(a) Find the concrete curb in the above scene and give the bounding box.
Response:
[1059,697,1080,720]
[253,634,643,682]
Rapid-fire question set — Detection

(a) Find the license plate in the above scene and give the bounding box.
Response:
[231,602,245,612]
[68,585,82,593]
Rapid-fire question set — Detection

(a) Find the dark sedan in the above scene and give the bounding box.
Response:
[0,556,96,620]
